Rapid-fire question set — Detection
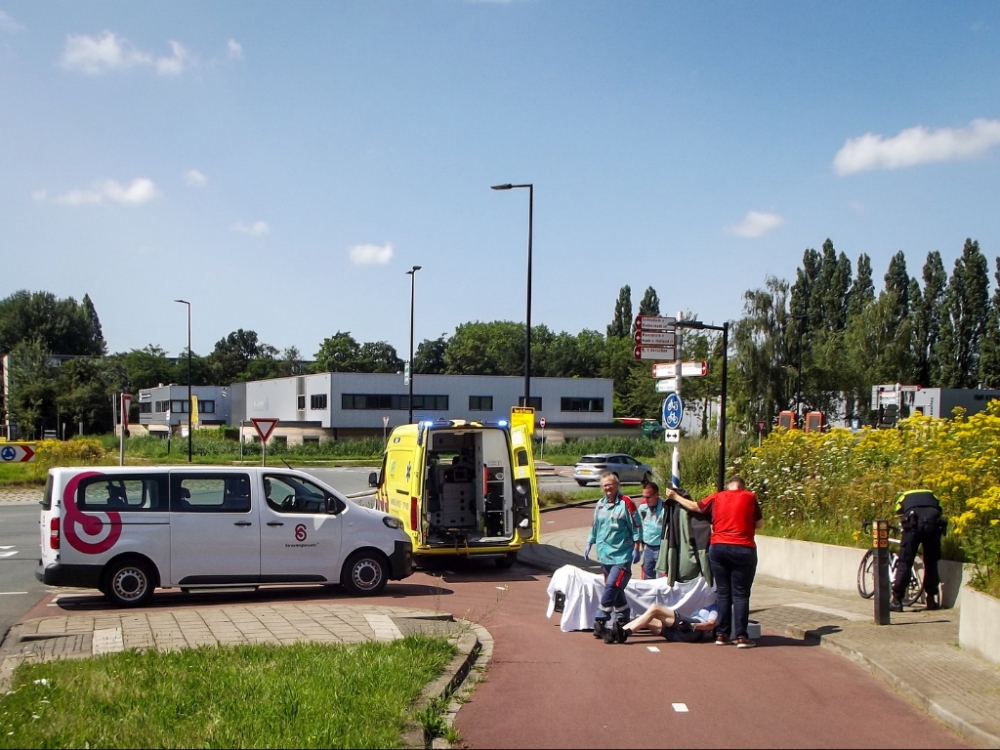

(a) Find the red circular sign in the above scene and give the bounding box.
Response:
[540,417,546,428]
[294,524,307,542]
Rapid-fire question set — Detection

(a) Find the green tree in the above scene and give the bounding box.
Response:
[207,330,280,383]
[116,346,175,391]
[883,250,911,324]
[81,293,107,355]
[607,285,632,338]
[637,286,660,317]
[979,257,1000,388]
[911,251,947,386]
[414,335,449,374]
[5,339,56,438]
[445,321,524,376]
[0,290,105,356]
[938,239,990,388]
[847,253,875,319]
[846,292,914,395]
[313,332,363,373]
[358,341,404,373]
[56,356,114,433]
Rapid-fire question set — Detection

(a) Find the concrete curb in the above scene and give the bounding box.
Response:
[402,619,491,749]
[540,499,596,513]
[785,623,1000,749]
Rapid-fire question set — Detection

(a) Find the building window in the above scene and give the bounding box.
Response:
[469,396,493,411]
[139,403,152,414]
[518,396,543,410]
[153,400,169,413]
[341,394,449,411]
[199,400,215,414]
[170,400,189,413]
[311,394,328,410]
[297,395,306,410]
[561,397,605,412]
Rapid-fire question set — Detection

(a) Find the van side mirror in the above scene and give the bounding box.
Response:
[326,496,344,514]
[368,472,379,488]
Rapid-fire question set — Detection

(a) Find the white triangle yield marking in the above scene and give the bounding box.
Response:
[0,546,15,550]
[672,703,689,713]
[647,646,660,652]
[0,551,16,558]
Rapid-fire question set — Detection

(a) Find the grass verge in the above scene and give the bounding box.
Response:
[0,637,455,749]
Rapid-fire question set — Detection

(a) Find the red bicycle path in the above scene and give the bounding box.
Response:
[15,503,967,748]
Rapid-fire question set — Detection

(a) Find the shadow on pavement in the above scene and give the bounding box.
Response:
[417,556,542,584]
[522,544,603,574]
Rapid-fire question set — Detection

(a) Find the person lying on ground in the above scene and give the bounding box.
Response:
[622,602,719,643]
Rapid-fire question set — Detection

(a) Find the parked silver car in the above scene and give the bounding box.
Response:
[573,454,653,487]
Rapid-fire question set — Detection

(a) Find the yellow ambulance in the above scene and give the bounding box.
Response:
[369,419,540,567]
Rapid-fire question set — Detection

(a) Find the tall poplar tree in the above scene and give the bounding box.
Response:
[938,239,990,388]
[978,256,1000,388]
[911,251,947,386]
[607,285,632,338]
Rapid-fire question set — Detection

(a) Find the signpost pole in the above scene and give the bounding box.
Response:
[671,312,683,489]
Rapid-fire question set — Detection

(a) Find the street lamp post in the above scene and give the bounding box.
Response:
[406,266,422,423]
[675,320,729,491]
[174,299,192,462]
[491,183,533,407]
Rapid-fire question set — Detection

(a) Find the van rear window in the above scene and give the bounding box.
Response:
[77,475,169,512]
[40,474,53,510]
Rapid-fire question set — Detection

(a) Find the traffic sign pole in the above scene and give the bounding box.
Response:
[671,313,683,488]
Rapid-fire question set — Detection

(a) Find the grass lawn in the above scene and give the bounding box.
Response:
[0,636,455,749]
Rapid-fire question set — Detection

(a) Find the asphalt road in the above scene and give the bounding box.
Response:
[0,503,50,642]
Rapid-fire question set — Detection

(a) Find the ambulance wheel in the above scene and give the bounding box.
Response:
[576,480,589,486]
[495,552,517,569]
[104,558,155,607]
[341,550,389,596]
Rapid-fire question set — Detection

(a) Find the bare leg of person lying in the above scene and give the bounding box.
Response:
[624,603,718,637]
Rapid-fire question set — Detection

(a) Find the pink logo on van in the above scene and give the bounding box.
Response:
[294,524,307,542]
[63,472,122,554]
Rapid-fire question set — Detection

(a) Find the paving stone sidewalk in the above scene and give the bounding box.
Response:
[521,526,1000,749]
[0,487,42,504]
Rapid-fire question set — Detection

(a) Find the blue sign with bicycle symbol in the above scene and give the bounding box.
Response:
[662,394,683,430]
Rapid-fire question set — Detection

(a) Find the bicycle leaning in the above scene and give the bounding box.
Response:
[856,521,925,607]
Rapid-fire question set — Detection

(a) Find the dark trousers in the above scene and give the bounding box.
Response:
[642,546,660,580]
[598,564,631,615]
[893,527,942,600]
[709,543,757,640]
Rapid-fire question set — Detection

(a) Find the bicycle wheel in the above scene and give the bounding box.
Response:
[857,549,876,599]
[902,554,925,607]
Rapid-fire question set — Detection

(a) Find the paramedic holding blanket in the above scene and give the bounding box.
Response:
[666,475,763,648]
[584,471,642,642]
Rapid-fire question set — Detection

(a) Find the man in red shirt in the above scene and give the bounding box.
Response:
[665,475,763,648]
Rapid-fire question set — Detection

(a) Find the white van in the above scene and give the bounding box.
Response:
[36,466,414,607]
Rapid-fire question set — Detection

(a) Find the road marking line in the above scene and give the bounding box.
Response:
[672,703,689,713]
[0,591,27,595]
[0,551,16,558]
[647,646,660,652]
[0,546,14,549]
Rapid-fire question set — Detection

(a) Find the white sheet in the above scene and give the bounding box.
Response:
[545,564,717,633]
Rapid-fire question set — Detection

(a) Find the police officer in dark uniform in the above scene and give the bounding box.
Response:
[891,489,946,611]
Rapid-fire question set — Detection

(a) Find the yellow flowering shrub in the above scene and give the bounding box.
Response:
[34,439,107,467]
[732,402,1000,588]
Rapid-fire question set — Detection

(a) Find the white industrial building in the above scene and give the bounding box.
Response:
[230,372,618,444]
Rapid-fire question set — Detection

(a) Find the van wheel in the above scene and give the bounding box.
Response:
[642,472,652,485]
[576,480,589,487]
[105,559,155,607]
[496,552,517,569]
[341,550,389,596]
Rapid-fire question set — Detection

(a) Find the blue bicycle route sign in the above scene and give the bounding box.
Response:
[662,394,683,430]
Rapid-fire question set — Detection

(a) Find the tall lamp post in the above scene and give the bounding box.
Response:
[174,299,192,462]
[675,320,729,491]
[491,183,533,406]
[406,266,422,424]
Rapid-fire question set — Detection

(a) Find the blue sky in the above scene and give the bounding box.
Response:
[2,2,999,360]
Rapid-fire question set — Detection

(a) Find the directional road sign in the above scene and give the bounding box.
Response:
[634,346,676,361]
[664,429,680,443]
[634,330,676,347]
[655,378,679,393]
[251,418,279,442]
[662,394,683,430]
[0,444,35,462]
[652,361,708,378]
[634,315,676,331]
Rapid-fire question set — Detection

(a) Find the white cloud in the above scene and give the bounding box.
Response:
[833,118,1000,175]
[31,189,47,202]
[60,31,194,76]
[0,10,24,32]
[725,211,785,238]
[184,169,207,187]
[49,178,160,207]
[350,243,394,265]
[227,39,243,60]
[233,220,269,236]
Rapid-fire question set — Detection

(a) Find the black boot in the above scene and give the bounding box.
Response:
[593,617,608,639]
[926,593,940,610]
[889,597,903,612]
